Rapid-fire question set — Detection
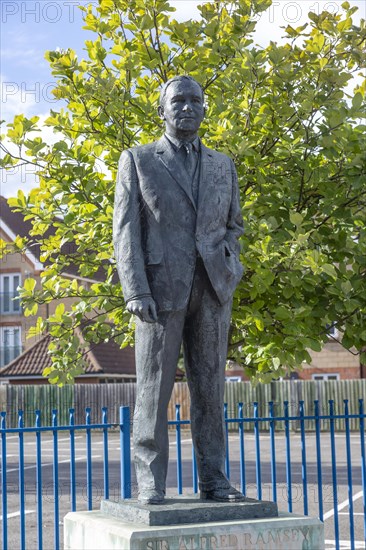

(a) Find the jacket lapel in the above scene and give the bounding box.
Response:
[156,137,196,212]
[197,143,214,212]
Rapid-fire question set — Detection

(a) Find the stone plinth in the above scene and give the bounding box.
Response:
[64,497,324,550]
[100,496,278,526]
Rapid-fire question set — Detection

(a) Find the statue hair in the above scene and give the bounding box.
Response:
[159,75,205,107]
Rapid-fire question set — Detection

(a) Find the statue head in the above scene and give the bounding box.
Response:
[158,75,206,140]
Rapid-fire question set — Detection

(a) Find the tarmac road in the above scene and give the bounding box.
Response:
[1,431,365,549]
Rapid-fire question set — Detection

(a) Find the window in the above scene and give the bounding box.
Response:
[0,274,21,314]
[0,326,22,367]
[226,376,242,383]
[312,373,340,381]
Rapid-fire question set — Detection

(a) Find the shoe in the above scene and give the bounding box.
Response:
[200,486,247,502]
[138,490,165,505]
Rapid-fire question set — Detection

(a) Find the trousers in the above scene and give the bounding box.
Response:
[133,258,233,494]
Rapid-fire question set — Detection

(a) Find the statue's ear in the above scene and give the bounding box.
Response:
[158,105,165,120]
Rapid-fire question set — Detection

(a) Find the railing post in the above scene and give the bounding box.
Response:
[299,401,308,516]
[269,401,277,503]
[176,404,183,494]
[359,399,366,544]
[52,409,60,550]
[192,444,198,494]
[1,411,8,550]
[69,408,76,512]
[85,408,92,510]
[238,402,246,496]
[35,410,43,550]
[224,403,230,479]
[253,402,262,500]
[284,401,292,512]
[18,410,26,550]
[344,399,355,548]
[120,406,131,499]
[314,400,323,522]
[329,400,340,550]
[102,407,109,500]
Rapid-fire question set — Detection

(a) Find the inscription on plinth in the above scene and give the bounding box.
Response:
[141,524,313,550]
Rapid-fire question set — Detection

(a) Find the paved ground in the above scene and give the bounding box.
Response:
[1,431,365,549]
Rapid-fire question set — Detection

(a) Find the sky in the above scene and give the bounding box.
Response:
[1,0,365,197]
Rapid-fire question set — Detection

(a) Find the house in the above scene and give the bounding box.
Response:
[0,322,185,384]
[0,196,132,382]
[0,332,136,384]
[0,195,116,364]
[300,338,363,380]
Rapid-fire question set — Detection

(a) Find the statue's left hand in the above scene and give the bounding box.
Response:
[126,297,158,323]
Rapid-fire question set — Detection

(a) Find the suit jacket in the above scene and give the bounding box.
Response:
[113,136,244,311]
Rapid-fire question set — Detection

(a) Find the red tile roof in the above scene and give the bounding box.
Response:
[0,328,184,381]
[0,332,136,378]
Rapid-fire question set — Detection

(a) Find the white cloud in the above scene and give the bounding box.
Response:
[254,0,364,47]
[1,73,58,122]
[0,112,112,199]
[170,0,364,47]
[0,113,64,198]
[170,0,202,20]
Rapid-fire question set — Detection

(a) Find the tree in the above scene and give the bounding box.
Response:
[1,0,365,385]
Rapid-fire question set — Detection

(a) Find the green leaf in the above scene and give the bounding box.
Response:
[337,18,352,32]
[23,278,36,292]
[289,212,303,227]
[254,318,264,331]
[352,92,363,110]
[322,264,337,279]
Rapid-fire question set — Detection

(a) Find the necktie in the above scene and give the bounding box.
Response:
[184,142,196,179]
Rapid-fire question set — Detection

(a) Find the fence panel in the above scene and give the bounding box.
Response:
[74,383,136,425]
[1,379,366,429]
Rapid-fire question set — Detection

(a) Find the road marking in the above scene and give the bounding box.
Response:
[6,455,101,473]
[338,512,365,516]
[170,438,192,446]
[0,509,35,520]
[323,490,364,520]
[325,540,366,549]
[24,436,83,445]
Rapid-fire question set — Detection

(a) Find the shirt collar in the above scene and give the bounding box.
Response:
[164,133,200,153]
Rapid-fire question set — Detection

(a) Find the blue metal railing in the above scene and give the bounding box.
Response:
[0,406,131,550]
[1,400,365,550]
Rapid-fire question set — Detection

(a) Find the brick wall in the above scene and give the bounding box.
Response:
[299,340,361,379]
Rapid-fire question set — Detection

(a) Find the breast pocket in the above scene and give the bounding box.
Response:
[145,250,164,266]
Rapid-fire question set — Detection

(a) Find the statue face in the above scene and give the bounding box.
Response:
[159,79,205,138]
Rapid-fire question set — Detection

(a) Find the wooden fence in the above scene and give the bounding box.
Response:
[0,379,365,430]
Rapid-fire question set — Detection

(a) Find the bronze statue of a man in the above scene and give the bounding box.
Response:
[113,75,245,504]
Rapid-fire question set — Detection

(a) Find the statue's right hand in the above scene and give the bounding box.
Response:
[126,297,158,323]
